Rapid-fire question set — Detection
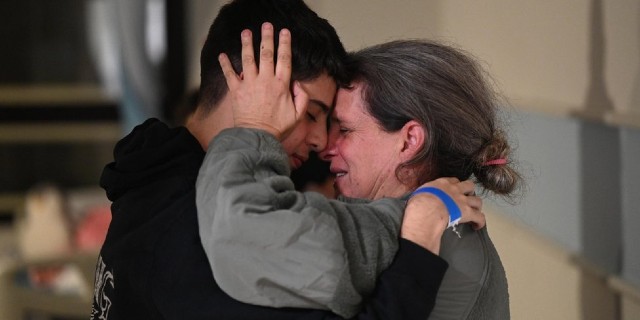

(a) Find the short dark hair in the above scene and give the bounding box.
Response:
[348,40,522,198]
[194,0,348,116]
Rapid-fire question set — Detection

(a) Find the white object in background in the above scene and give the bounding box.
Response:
[17,185,72,261]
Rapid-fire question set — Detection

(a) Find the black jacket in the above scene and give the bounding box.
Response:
[91,119,447,319]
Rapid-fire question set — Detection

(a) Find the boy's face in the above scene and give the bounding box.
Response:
[281,73,336,170]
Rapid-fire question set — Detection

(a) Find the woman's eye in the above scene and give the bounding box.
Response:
[339,127,349,134]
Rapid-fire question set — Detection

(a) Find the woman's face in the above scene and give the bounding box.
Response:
[321,83,409,200]
[281,73,336,170]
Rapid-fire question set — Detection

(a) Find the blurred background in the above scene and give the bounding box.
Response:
[0,0,638,319]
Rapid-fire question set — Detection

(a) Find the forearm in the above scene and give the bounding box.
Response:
[401,193,448,254]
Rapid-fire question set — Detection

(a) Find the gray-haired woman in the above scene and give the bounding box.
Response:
[198,39,522,319]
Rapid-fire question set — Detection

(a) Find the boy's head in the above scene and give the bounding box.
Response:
[196,0,348,115]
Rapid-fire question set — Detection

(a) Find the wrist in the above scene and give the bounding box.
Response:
[410,187,462,228]
[401,194,448,254]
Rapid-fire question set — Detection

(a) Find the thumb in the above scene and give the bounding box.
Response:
[292,81,309,121]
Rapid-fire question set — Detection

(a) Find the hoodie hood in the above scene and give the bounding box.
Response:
[100,118,204,201]
[94,119,213,318]
[98,118,205,247]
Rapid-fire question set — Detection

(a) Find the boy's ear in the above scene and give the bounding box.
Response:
[400,120,425,160]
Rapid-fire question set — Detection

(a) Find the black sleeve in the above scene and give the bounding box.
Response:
[246,238,448,320]
[343,239,449,320]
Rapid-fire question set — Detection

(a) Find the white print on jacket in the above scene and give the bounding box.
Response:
[91,255,114,320]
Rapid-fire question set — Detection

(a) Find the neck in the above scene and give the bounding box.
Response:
[184,95,234,151]
[363,171,411,200]
[371,168,418,200]
[373,184,413,200]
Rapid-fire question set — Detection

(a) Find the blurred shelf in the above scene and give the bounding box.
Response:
[0,85,114,106]
[0,122,122,143]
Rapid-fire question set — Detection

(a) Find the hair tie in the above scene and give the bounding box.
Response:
[482,158,507,166]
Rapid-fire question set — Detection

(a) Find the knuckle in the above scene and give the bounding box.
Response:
[278,52,291,61]
[242,55,254,65]
[260,48,274,60]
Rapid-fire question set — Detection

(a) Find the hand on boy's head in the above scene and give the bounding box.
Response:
[218,22,307,140]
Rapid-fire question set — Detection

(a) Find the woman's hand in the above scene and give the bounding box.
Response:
[401,178,485,254]
[218,22,309,141]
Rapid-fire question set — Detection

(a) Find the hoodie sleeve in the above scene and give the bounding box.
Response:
[196,128,407,317]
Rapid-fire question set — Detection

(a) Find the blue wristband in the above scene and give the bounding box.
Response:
[410,187,462,228]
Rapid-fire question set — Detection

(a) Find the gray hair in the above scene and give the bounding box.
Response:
[347,40,522,198]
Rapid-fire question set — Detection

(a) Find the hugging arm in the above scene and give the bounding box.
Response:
[198,127,451,319]
[197,127,408,317]
[197,24,483,318]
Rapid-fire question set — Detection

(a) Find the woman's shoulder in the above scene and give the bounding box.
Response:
[430,225,510,319]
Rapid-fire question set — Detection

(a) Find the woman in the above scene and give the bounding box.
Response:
[319,40,522,319]
[197,39,517,318]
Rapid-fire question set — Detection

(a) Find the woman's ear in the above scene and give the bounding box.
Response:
[400,120,425,160]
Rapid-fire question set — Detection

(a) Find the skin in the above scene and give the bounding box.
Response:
[322,83,408,199]
[280,74,335,170]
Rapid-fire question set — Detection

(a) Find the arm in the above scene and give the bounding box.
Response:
[197,127,403,317]
[201,25,406,316]
[197,127,483,318]
[198,23,483,318]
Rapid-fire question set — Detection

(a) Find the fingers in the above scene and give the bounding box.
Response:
[238,23,289,85]
[275,28,292,84]
[236,23,290,85]
[458,180,476,195]
[223,22,298,140]
[473,216,486,230]
[416,177,486,230]
[218,53,240,90]
[466,210,486,230]
[466,195,483,211]
[240,29,257,78]
[461,196,485,229]
[258,22,275,77]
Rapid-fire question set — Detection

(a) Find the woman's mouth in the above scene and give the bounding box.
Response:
[331,167,347,180]
[331,171,347,195]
